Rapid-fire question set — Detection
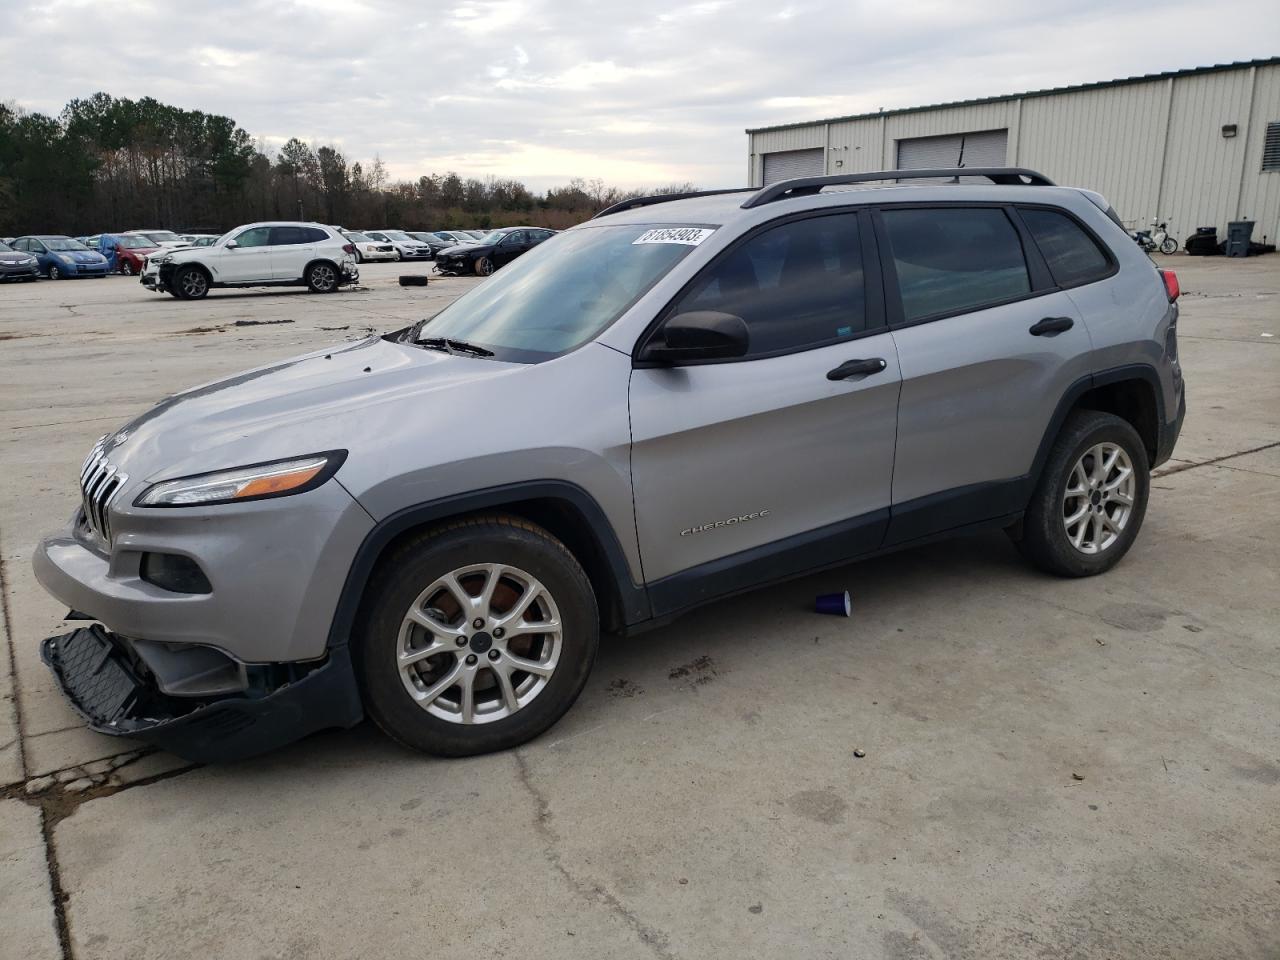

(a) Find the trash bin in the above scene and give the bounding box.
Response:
[1226,220,1255,258]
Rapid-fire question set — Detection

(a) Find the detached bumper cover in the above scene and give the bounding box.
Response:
[41,625,363,763]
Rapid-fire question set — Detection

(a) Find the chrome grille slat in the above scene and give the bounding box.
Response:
[79,437,127,546]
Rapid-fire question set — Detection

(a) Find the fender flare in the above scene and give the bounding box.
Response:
[324,480,651,650]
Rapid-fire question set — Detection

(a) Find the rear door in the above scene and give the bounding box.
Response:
[877,204,1094,543]
[269,226,316,279]
[629,210,902,612]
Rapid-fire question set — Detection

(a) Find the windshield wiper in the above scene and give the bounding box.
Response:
[417,336,495,358]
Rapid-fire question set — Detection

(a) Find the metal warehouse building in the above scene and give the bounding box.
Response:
[747,58,1280,244]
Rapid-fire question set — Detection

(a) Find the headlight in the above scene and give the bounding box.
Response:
[135,452,346,507]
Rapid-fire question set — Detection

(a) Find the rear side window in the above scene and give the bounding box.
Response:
[672,212,867,357]
[1019,207,1112,287]
[270,226,306,245]
[882,208,1030,322]
[302,227,329,243]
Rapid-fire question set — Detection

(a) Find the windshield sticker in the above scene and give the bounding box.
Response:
[633,227,715,246]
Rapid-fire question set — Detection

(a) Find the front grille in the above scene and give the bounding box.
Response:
[80,437,128,545]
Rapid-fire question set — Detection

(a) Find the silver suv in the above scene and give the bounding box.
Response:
[34,168,1184,761]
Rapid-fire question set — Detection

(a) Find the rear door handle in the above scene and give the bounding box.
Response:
[1029,316,1074,336]
[827,357,887,381]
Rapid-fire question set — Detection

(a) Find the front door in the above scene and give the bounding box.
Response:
[876,204,1095,543]
[628,210,901,614]
[493,231,528,268]
[221,226,273,282]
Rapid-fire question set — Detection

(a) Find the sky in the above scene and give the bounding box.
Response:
[4,0,1279,192]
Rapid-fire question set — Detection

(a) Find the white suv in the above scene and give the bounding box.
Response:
[141,222,358,299]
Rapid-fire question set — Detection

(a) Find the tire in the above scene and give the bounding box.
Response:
[354,249,364,263]
[120,261,134,276]
[1160,237,1178,256]
[305,261,339,293]
[173,265,209,300]
[474,256,494,277]
[355,515,599,757]
[48,265,61,280]
[394,251,403,262]
[1015,410,1150,577]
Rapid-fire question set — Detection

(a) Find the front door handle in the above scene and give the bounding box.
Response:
[827,357,887,381]
[1029,316,1074,336]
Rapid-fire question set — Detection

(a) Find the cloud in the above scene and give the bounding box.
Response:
[3,0,1278,190]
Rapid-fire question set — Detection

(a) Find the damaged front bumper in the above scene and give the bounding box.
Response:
[41,625,363,763]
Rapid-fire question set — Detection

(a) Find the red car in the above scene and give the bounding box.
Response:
[90,234,161,275]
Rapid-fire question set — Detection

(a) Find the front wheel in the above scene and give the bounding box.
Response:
[474,256,494,277]
[1014,410,1150,577]
[120,261,134,276]
[1160,237,1178,255]
[48,265,62,280]
[355,515,599,757]
[305,261,338,293]
[173,266,209,300]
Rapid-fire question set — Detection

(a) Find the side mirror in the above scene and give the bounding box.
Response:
[225,239,239,249]
[639,311,749,365]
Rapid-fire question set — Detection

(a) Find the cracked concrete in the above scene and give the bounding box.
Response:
[1,256,1277,959]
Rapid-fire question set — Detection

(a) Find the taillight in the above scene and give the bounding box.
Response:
[1160,269,1179,302]
[342,243,355,255]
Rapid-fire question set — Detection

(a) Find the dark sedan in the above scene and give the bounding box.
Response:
[433,227,556,277]
[0,240,41,282]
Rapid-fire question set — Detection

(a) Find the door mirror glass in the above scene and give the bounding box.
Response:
[642,311,750,364]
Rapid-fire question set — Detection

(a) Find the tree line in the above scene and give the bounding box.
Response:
[0,93,694,236]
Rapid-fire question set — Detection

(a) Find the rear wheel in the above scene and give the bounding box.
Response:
[355,515,599,757]
[305,261,338,293]
[173,266,209,300]
[1015,410,1149,577]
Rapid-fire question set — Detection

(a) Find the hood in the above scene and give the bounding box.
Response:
[0,252,34,263]
[98,336,524,487]
[64,250,106,263]
[440,242,492,256]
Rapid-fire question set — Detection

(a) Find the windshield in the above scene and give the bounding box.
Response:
[117,235,153,249]
[475,230,508,244]
[411,224,704,362]
[46,237,88,251]
[0,242,11,252]
[139,231,178,242]
[382,230,411,241]
[345,232,371,242]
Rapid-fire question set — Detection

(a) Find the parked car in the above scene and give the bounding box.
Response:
[124,229,188,250]
[177,234,220,247]
[140,221,358,299]
[32,168,1184,763]
[86,233,161,275]
[406,232,454,255]
[9,235,110,279]
[432,230,474,246]
[434,227,555,276]
[0,240,41,282]
[342,231,398,263]
[363,230,434,260]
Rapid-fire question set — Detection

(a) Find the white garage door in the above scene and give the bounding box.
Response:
[762,148,825,185]
[896,129,1008,174]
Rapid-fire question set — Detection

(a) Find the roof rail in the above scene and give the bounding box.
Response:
[740,167,1055,209]
[593,188,755,220]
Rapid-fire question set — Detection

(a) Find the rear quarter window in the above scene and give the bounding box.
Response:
[1018,207,1112,287]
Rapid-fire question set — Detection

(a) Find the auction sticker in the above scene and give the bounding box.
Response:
[633,227,715,246]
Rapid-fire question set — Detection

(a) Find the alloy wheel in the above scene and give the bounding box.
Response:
[1062,442,1136,555]
[179,270,207,298]
[396,563,562,725]
[310,263,336,292]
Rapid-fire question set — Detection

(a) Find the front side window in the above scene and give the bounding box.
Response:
[882,207,1030,322]
[668,212,867,357]
[1019,207,1111,287]
[414,225,703,362]
[234,227,271,248]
